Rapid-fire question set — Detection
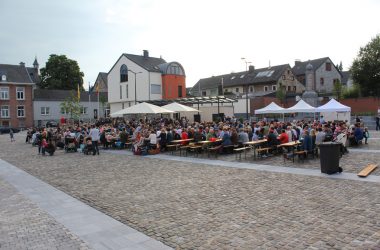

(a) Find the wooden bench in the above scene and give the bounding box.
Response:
[294,150,307,162]
[234,147,248,160]
[208,146,220,158]
[124,142,133,150]
[222,145,235,154]
[166,144,180,154]
[179,145,190,156]
[188,145,202,157]
[256,147,271,158]
[358,164,378,177]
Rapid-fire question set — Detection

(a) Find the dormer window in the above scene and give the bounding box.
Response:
[120,64,128,82]
[1,75,6,81]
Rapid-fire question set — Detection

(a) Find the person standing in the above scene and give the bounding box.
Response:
[10,129,15,142]
[376,115,380,131]
[89,125,100,155]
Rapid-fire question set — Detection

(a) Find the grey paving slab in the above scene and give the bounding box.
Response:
[0,159,172,250]
[107,150,380,183]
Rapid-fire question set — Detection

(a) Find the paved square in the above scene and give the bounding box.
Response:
[1,132,380,249]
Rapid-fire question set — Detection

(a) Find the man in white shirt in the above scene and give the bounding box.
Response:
[88,125,100,155]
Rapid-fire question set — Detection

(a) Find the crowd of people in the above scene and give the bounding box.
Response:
[22,115,369,158]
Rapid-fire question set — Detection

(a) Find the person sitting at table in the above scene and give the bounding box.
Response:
[302,130,313,153]
[206,128,216,141]
[218,130,232,153]
[148,129,157,149]
[278,129,289,144]
[166,128,173,144]
[252,130,259,141]
[119,128,128,149]
[238,128,249,146]
[315,127,326,145]
[158,128,167,152]
[181,128,188,145]
[267,129,279,147]
[230,128,238,145]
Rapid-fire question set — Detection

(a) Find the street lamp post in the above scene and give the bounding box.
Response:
[241,58,252,121]
[128,70,142,105]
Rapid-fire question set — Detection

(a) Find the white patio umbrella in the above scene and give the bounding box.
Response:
[162,102,201,112]
[110,102,174,117]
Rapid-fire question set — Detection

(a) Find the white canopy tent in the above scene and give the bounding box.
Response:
[110,102,174,117]
[284,99,316,113]
[255,102,285,114]
[315,98,351,122]
[162,102,201,113]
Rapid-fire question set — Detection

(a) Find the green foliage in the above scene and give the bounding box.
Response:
[39,54,84,90]
[333,80,343,100]
[60,91,82,119]
[350,34,380,96]
[336,61,343,71]
[342,83,361,98]
[276,85,285,103]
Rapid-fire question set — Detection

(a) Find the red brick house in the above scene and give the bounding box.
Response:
[0,60,38,128]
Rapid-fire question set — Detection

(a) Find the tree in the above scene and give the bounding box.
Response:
[350,34,380,96]
[39,54,84,90]
[336,61,343,71]
[60,91,82,120]
[276,84,286,104]
[333,80,343,100]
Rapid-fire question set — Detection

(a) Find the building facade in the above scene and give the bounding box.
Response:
[190,64,303,98]
[107,50,186,114]
[292,57,342,94]
[33,89,108,126]
[0,61,37,128]
[93,72,108,93]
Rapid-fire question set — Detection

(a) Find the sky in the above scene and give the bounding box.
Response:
[1,0,380,89]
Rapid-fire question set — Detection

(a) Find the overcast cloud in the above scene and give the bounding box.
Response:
[1,0,379,88]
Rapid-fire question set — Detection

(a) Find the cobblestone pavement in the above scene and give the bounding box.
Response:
[0,176,90,250]
[1,132,380,249]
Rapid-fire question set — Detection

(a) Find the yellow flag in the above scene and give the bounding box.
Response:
[96,84,99,94]
[77,84,80,101]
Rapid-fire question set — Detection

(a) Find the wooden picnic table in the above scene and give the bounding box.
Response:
[278,141,302,162]
[170,138,194,144]
[243,139,267,160]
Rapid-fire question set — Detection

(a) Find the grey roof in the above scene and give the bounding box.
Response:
[341,71,351,85]
[292,57,329,76]
[0,64,34,84]
[123,53,166,72]
[26,67,40,83]
[34,89,108,102]
[192,64,291,92]
[97,72,108,87]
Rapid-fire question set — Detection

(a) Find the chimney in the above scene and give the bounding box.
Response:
[248,65,255,73]
[19,62,25,67]
[143,50,149,59]
[294,59,301,66]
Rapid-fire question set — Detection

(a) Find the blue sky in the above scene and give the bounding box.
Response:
[1,0,379,88]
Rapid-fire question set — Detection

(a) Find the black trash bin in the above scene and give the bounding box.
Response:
[319,142,342,174]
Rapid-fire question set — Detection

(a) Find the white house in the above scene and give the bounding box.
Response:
[107,50,186,114]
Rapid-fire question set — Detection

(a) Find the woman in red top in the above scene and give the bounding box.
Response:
[278,129,289,144]
[181,129,188,145]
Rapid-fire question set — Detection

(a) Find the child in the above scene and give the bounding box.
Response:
[10,129,15,142]
[363,127,369,144]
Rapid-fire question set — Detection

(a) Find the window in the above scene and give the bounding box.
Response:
[17,106,25,117]
[272,85,277,91]
[61,108,67,114]
[40,107,50,116]
[1,105,9,118]
[291,76,294,81]
[264,86,269,92]
[120,64,128,82]
[16,87,25,100]
[293,86,296,91]
[151,84,161,94]
[287,86,291,91]
[80,107,88,114]
[126,84,129,98]
[249,86,253,92]
[231,76,236,80]
[240,74,245,78]
[282,75,286,80]
[1,75,6,81]
[325,62,331,71]
[122,103,124,109]
[0,87,9,99]
[202,91,206,96]
[120,85,122,99]
[235,88,239,93]
[287,70,290,74]
[178,85,183,97]
[320,78,324,85]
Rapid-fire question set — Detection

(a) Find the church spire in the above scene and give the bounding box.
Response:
[33,56,39,69]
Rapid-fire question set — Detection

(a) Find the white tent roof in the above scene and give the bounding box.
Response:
[162,102,200,112]
[315,98,351,112]
[255,102,285,114]
[285,99,316,113]
[110,102,174,117]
